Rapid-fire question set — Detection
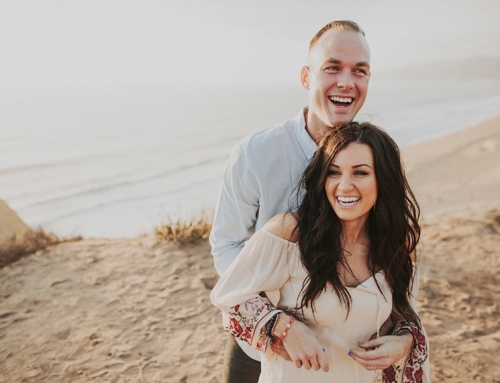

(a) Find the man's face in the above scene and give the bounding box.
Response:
[302,30,371,129]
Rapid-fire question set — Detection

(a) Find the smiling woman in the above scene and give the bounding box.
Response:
[325,142,378,223]
[211,121,430,383]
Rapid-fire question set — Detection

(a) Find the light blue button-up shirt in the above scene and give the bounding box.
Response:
[210,108,318,276]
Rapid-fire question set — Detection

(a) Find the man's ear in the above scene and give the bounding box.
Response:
[300,66,310,90]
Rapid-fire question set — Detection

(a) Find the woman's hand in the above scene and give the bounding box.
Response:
[348,332,413,371]
[272,314,329,372]
[270,341,292,361]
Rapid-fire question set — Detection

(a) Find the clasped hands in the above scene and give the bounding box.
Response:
[271,315,413,372]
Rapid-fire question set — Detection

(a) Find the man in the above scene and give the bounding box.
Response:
[210,20,371,383]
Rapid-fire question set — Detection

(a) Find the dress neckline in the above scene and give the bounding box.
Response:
[345,270,385,289]
[260,229,385,290]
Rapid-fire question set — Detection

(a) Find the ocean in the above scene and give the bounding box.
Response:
[2,79,500,238]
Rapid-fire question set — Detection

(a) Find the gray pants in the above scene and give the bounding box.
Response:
[223,336,261,383]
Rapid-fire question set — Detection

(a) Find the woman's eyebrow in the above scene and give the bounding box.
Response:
[330,163,373,169]
[352,164,372,169]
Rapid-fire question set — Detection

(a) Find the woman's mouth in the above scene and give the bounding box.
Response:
[336,196,360,208]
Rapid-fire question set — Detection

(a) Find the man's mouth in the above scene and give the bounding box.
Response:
[336,196,360,207]
[329,96,353,107]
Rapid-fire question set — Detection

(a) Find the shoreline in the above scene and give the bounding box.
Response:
[4,80,500,238]
[4,113,500,242]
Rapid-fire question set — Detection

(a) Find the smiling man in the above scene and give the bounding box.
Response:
[302,25,370,142]
[210,21,371,383]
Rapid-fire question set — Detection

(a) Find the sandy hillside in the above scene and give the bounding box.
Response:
[418,209,500,382]
[0,238,225,383]
[403,116,500,218]
[0,117,499,382]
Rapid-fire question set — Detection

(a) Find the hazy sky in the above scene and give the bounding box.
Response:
[1,0,499,89]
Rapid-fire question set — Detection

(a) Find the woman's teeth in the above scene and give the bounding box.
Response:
[336,196,360,207]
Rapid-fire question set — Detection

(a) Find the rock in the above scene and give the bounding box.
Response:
[0,199,31,244]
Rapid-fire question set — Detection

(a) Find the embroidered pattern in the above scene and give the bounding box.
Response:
[382,321,428,383]
[225,296,276,352]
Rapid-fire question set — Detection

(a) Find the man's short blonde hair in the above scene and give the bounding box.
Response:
[309,20,365,52]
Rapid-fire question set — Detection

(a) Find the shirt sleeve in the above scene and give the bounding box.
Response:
[383,263,432,383]
[210,229,297,350]
[209,142,261,276]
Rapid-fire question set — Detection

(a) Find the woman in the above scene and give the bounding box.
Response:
[211,122,430,383]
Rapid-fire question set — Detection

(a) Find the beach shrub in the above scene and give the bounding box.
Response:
[0,229,81,268]
[154,212,213,245]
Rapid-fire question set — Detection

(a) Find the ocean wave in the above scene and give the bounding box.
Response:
[13,155,228,210]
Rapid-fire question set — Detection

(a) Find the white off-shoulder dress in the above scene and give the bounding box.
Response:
[211,229,430,383]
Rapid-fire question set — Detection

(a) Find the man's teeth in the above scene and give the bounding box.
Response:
[337,197,360,207]
[330,96,353,104]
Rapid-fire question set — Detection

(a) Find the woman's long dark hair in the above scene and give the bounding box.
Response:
[294,121,421,327]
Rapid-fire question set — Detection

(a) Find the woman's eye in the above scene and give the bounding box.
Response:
[328,170,340,176]
[355,171,368,176]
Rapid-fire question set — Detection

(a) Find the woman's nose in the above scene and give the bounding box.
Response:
[338,174,353,191]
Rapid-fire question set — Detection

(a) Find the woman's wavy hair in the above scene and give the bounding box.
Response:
[294,121,421,327]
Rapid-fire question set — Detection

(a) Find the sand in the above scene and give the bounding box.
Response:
[0,117,499,382]
[403,116,500,219]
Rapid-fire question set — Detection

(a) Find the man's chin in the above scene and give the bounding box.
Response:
[326,112,356,127]
[329,118,352,127]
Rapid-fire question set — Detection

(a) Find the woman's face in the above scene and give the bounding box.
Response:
[325,142,377,224]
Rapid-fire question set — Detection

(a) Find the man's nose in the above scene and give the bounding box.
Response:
[337,70,354,90]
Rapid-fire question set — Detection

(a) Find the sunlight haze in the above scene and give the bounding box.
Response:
[1,0,499,89]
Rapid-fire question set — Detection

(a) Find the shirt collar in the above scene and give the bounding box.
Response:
[293,107,317,160]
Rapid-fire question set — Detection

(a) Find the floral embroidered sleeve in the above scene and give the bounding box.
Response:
[225,296,282,352]
[382,263,431,383]
[382,320,429,383]
[210,229,297,353]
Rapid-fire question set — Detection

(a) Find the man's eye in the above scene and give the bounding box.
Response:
[354,69,367,75]
[325,66,341,71]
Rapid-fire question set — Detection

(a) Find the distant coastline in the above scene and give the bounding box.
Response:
[379,56,500,80]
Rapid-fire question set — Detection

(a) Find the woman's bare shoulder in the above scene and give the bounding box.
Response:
[262,212,299,243]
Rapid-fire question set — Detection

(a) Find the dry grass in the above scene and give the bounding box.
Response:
[154,212,213,245]
[485,208,500,226]
[0,229,82,268]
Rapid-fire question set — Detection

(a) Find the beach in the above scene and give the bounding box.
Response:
[1,116,499,382]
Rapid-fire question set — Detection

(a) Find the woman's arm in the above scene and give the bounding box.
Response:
[210,227,291,349]
[211,214,329,371]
